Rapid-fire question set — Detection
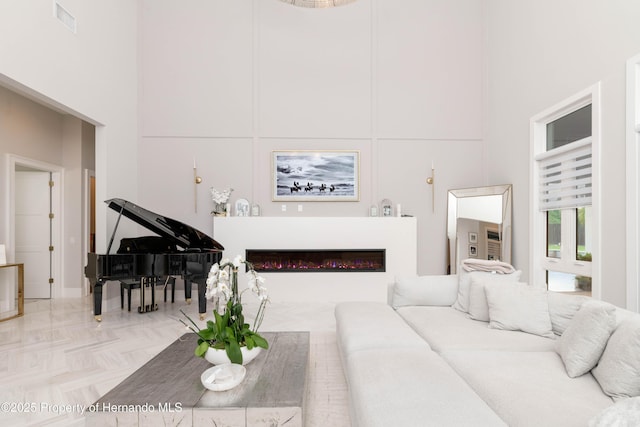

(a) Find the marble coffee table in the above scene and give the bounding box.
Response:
[88,331,310,427]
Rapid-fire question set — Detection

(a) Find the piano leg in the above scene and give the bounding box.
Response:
[197,280,207,320]
[150,277,156,311]
[184,279,192,304]
[93,280,103,322]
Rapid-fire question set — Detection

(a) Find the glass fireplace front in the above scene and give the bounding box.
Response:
[245,249,385,273]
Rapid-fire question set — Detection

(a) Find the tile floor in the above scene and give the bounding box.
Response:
[0,295,351,426]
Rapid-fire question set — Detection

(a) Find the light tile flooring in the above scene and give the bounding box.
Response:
[0,295,351,426]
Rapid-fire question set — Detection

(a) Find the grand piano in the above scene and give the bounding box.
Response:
[84,198,224,321]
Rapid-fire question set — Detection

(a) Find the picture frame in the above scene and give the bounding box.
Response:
[469,232,478,244]
[469,244,478,257]
[272,150,359,201]
[381,199,393,217]
[234,198,250,217]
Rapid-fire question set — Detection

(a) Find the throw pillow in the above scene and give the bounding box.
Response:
[588,396,640,427]
[484,282,555,339]
[452,269,521,313]
[555,301,616,378]
[391,275,458,308]
[547,292,590,335]
[467,277,495,321]
[592,318,640,399]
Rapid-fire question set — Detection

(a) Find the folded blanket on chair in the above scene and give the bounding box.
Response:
[461,259,515,274]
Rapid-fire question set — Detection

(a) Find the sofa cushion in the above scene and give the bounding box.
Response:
[592,317,640,399]
[452,269,521,313]
[347,348,507,427]
[442,350,613,427]
[391,274,458,308]
[556,301,616,378]
[547,291,590,335]
[484,282,555,339]
[396,306,556,353]
[335,302,431,357]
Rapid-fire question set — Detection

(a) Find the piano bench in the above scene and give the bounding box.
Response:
[119,277,177,311]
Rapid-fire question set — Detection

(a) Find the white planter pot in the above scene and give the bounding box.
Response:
[204,346,262,365]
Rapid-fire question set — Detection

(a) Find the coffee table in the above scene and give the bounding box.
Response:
[88,331,310,427]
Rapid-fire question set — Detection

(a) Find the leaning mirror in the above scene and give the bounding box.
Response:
[447,184,512,274]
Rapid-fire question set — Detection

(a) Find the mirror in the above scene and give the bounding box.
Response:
[447,184,512,274]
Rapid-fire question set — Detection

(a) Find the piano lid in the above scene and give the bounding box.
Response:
[105,198,224,251]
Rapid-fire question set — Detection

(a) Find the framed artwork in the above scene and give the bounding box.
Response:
[235,199,250,217]
[469,244,478,257]
[469,232,478,244]
[272,151,359,201]
[381,199,393,217]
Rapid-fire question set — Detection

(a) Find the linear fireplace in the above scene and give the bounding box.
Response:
[246,249,385,273]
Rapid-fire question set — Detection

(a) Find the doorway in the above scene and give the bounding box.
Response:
[9,156,63,300]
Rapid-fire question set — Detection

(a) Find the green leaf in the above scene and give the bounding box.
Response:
[224,326,237,344]
[198,328,215,341]
[226,339,242,364]
[250,333,269,349]
[245,335,255,350]
[195,341,210,358]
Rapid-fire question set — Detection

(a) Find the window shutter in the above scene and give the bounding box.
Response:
[536,137,592,211]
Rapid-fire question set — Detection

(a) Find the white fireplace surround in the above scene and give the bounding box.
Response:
[213,217,417,303]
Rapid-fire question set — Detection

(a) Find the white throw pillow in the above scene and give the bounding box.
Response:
[467,279,490,321]
[484,282,555,339]
[555,301,616,378]
[592,317,640,399]
[547,292,590,335]
[589,396,640,427]
[452,269,522,313]
[469,279,489,322]
[391,275,458,308]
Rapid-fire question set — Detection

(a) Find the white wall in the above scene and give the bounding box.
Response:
[0,0,139,301]
[5,1,637,308]
[485,0,640,307]
[0,0,139,247]
[0,86,64,263]
[138,0,486,276]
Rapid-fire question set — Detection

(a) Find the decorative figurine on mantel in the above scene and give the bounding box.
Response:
[210,187,233,217]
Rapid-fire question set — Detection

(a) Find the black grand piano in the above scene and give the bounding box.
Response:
[84,198,223,321]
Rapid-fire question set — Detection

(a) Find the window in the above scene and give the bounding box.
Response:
[531,86,600,296]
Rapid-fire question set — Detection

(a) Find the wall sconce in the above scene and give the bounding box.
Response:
[426,162,435,213]
[194,159,202,213]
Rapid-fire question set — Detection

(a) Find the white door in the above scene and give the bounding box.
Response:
[15,171,52,299]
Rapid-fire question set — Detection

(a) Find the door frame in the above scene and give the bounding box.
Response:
[7,154,64,299]
[627,53,640,313]
[83,168,95,296]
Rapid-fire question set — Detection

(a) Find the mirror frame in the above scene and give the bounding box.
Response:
[447,184,512,274]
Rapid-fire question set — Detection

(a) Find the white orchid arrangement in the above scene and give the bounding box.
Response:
[210,187,233,204]
[205,255,269,311]
[180,255,269,364]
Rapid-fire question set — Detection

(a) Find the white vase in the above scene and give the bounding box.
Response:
[204,346,262,365]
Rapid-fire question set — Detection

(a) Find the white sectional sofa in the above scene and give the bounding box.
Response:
[335,270,640,427]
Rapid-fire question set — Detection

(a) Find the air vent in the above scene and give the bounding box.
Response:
[54,1,76,33]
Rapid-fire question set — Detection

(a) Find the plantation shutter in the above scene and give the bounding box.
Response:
[536,136,592,211]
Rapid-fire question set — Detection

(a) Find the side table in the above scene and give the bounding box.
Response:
[0,263,24,321]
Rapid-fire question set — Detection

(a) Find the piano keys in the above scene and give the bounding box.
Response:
[84,198,224,321]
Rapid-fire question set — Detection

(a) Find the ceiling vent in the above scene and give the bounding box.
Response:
[53,1,76,33]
